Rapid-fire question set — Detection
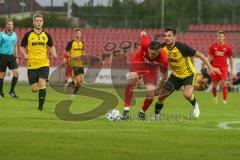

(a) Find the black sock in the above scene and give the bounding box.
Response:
[73,84,81,95]
[189,95,197,106]
[10,76,18,93]
[38,89,46,110]
[155,103,163,114]
[0,78,3,93]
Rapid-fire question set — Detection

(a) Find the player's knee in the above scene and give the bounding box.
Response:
[146,85,156,98]
[183,92,192,100]
[13,71,19,77]
[32,86,39,92]
[146,84,156,91]
[0,73,5,79]
[146,96,154,102]
[38,83,46,89]
[158,96,165,102]
[75,78,82,84]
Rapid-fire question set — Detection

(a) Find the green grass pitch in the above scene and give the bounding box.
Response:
[0,84,240,160]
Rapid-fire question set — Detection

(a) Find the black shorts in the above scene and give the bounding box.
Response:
[163,73,196,91]
[73,67,84,76]
[27,66,49,84]
[0,54,18,72]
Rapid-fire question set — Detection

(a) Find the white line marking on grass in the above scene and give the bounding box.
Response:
[0,128,147,133]
[218,121,240,130]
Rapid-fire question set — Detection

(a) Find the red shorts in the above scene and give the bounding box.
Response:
[130,62,158,85]
[211,67,228,82]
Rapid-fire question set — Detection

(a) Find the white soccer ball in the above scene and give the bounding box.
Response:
[106,109,122,121]
[67,78,73,84]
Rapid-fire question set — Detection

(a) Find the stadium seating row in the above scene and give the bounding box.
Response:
[188,24,240,31]
[1,27,239,68]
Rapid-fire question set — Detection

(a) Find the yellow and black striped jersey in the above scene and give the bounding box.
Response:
[161,42,196,78]
[20,30,53,69]
[65,40,84,67]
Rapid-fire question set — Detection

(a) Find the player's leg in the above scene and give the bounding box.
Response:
[122,72,139,120]
[38,78,47,111]
[0,55,7,97]
[138,83,156,120]
[37,67,49,111]
[0,71,6,97]
[72,67,84,96]
[8,55,19,97]
[72,74,83,95]
[31,83,39,92]
[211,73,220,104]
[64,63,74,92]
[154,75,176,119]
[28,69,39,92]
[220,67,228,104]
[9,69,19,98]
[183,74,200,118]
[221,80,228,104]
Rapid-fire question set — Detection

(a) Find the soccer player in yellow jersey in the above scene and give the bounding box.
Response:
[65,28,85,96]
[154,28,220,118]
[20,13,57,111]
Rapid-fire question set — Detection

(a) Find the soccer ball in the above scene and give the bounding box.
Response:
[106,109,122,121]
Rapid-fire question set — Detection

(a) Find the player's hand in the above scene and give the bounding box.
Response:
[16,58,19,64]
[23,53,28,59]
[140,31,147,36]
[209,67,221,75]
[53,54,58,60]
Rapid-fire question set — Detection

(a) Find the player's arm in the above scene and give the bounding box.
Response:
[49,46,57,59]
[46,33,57,59]
[195,51,221,75]
[159,70,168,89]
[228,46,234,80]
[140,31,151,50]
[20,32,30,59]
[207,45,214,67]
[14,43,19,64]
[65,40,74,58]
[14,44,18,57]
[154,70,168,96]
[229,55,234,79]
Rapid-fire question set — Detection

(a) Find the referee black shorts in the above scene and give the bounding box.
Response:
[163,73,197,91]
[0,54,18,72]
[27,66,49,85]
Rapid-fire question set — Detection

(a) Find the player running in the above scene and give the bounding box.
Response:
[122,31,168,120]
[154,28,221,119]
[20,13,57,111]
[65,28,85,96]
[63,52,75,92]
[208,31,233,104]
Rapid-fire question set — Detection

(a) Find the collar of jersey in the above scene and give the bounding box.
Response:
[5,31,13,36]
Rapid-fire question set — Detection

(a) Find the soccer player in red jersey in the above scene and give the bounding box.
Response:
[209,31,233,104]
[63,52,74,92]
[122,31,168,120]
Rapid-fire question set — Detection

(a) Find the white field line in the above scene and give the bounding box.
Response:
[218,121,240,130]
[0,128,147,133]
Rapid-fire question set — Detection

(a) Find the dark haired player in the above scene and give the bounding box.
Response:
[154,28,221,119]
[122,31,168,120]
